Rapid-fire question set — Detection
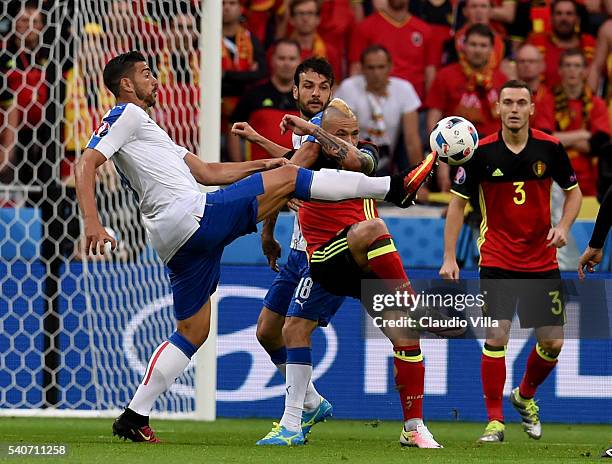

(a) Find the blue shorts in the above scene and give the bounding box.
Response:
[263,248,345,327]
[166,174,264,320]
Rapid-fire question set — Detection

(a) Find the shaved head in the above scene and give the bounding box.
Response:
[321,98,356,129]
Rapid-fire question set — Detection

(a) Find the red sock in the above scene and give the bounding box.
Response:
[481,344,506,423]
[367,235,408,281]
[393,345,424,421]
[519,344,558,399]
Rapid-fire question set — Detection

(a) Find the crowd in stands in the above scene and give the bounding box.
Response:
[1,0,612,211]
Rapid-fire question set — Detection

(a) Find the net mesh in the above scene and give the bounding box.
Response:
[0,0,201,414]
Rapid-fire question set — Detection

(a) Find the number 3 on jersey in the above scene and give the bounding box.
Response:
[513,181,526,205]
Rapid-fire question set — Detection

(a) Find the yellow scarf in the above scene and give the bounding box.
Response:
[554,84,593,131]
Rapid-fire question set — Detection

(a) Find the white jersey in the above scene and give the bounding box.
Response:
[86,103,205,263]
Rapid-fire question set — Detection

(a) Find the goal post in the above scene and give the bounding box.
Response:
[0,0,220,420]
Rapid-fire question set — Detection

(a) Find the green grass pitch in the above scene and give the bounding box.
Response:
[0,417,609,463]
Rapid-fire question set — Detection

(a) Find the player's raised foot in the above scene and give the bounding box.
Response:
[112,410,160,443]
[477,420,505,443]
[385,152,438,208]
[510,387,542,439]
[256,423,305,446]
[301,397,333,436]
[399,422,443,448]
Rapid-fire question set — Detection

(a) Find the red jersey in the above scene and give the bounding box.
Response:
[349,12,435,100]
[526,32,596,87]
[299,141,380,255]
[425,63,507,137]
[531,85,555,133]
[450,130,579,272]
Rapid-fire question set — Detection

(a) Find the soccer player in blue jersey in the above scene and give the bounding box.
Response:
[75,51,434,442]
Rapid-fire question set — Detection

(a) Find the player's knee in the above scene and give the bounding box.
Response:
[539,339,563,356]
[282,317,311,347]
[359,218,389,241]
[256,319,282,350]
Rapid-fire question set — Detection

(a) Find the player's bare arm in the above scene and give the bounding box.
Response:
[439,193,468,281]
[231,121,288,158]
[183,153,288,185]
[75,148,118,255]
[280,114,375,174]
[578,184,612,277]
[547,186,582,248]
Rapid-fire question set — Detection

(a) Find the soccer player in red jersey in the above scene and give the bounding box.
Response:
[440,80,582,442]
[272,101,445,448]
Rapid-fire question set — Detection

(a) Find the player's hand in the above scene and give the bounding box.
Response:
[261,235,282,272]
[287,198,303,212]
[280,114,315,136]
[262,157,289,171]
[231,121,259,143]
[546,226,568,248]
[577,246,603,279]
[84,222,116,256]
[439,258,460,281]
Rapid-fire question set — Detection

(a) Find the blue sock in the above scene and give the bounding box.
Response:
[293,168,313,201]
[266,346,287,365]
[168,331,198,359]
[286,347,312,365]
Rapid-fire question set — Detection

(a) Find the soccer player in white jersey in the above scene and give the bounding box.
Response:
[75,51,435,442]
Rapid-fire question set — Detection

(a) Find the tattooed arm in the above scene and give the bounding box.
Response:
[280,114,377,175]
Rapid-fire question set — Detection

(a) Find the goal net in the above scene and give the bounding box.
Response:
[0,0,204,417]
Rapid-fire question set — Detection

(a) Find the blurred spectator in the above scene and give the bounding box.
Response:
[515,43,555,132]
[241,0,285,46]
[285,0,343,80]
[350,0,436,101]
[0,2,49,187]
[155,5,200,154]
[587,0,612,99]
[426,24,507,190]
[553,49,610,196]
[335,45,423,173]
[222,0,267,144]
[443,0,516,78]
[228,39,301,160]
[527,0,595,87]
[408,0,454,69]
[489,0,533,46]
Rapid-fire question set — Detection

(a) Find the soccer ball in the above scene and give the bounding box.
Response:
[429,116,479,165]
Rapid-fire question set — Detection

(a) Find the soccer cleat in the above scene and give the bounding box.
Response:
[256,423,305,446]
[386,152,438,208]
[112,412,160,443]
[477,420,505,443]
[510,387,542,439]
[399,423,443,448]
[301,397,333,436]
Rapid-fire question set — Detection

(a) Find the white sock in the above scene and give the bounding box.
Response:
[279,363,312,432]
[404,418,424,431]
[310,169,390,201]
[128,341,190,416]
[276,362,320,411]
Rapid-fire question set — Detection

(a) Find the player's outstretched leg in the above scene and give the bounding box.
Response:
[256,157,437,221]
[113,299,211,442]
[512,335,562,440]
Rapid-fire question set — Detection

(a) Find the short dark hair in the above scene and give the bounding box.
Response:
[499,80,532,99]
[289,0,321,16]
[103,51,147,97]
[293,56,334,88]
[559,48,587,66]
[552,0,577,13]
[271,38,301,55]
[360,44,392,65]
[464,23,495,45]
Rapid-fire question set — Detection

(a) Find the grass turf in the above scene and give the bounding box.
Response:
[0,417,609,463]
